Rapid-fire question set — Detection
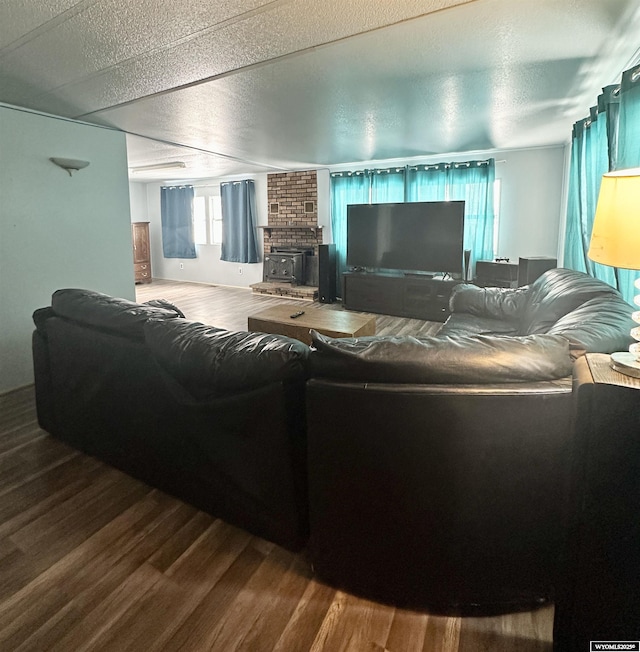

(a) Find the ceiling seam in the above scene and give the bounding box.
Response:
[0,0,293,61]
[9,0,296,105]
[125,132,288,171]
[74,0,479,119]
[0,0,100,58]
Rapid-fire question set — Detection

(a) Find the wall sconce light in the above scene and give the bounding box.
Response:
[50,157,90,176]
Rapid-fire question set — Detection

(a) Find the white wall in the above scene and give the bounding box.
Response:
[129,181,148,222]
[143,176,268,287]
[134,170,336,288]
[492,146,565,262]
[132,146,566,287]
[0,104,133,394]
[317,168,332,242]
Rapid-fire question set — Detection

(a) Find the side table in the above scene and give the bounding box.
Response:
[553,353,640,650]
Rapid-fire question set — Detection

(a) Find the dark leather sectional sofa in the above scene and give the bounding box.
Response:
[31,268,634,613]
[306,268,633,613]
[32,289,310,551]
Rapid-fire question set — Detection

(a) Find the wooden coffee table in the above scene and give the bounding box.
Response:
[247,304,376,345]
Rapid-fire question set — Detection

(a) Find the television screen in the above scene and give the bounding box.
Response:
[346,201,465,275]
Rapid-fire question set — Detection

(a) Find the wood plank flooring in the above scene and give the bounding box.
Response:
[0,280,554,650]
[134,279,442,338]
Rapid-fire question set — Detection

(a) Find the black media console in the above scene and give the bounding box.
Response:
[342,272,461,322]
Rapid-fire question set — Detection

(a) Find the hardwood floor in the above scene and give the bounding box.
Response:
[0,280,554,651]
[134,279,442,338]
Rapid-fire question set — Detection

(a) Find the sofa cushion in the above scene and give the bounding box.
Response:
[309,330,572,384]
[51,288,181,341]
[519,268,622,335]
[439,313,520,337]
[449,283,529,321]
[144,318,310,400]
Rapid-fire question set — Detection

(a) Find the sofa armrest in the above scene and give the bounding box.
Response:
[450,283,529,321]
[547,295,635,354]
[51,288,182,341]
[32,306,56,335]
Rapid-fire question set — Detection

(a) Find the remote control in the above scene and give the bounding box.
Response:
[290,311,305,319]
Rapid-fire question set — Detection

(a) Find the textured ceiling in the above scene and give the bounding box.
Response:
[1,0,640,181]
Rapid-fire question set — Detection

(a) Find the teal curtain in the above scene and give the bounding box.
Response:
[564,124,588,273]
[563,65,640,304]
[565,104,618,286]
[161,185,196,258]
[615,65,640,302]
[330,172,370,291]
[406,160,495,275]
[617,65,640,169]
[330,159,496,290]
[564,96,616,283]
[447,159,495,275]
[584,103,618,287]
[371,168,405,203]
[603,84,621,172]
[220,179,260,263]
[406,165,447,202]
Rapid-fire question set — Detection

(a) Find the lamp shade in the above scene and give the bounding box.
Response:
[588,168,640,270]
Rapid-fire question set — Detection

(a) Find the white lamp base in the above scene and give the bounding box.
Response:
[610,351,640,378]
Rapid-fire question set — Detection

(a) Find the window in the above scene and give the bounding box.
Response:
[210,195,223,243]
[193,188,223,245]
[193,196,207,244]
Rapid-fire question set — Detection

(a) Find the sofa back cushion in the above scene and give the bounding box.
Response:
[144,319,310,400]
[519,268,622,335]
[51,288,181,341]
[309,330,572,384]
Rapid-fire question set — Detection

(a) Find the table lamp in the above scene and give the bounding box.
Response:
[588,167,640,377]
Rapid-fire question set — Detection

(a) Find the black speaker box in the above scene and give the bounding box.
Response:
[463,249,471,281]
[475,260,519,287]
[518,257,557,286]
[318,244,337,304]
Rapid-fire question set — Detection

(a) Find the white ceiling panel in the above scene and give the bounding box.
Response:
[125,134,277,182]
[0,0,278,107]
[0,0,84,49]
[1,0,639,180]
[1,0,471,115]
[89,0,640,172]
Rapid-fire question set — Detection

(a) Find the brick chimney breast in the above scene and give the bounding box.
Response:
[265,170,322,256]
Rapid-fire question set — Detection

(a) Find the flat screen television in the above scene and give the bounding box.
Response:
[346,201,465,275]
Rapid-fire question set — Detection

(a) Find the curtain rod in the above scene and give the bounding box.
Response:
[157,160,509,185]
[331,159,506,177]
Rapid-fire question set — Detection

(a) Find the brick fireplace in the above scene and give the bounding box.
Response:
[251,170,322,300]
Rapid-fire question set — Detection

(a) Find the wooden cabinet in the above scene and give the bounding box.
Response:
[131,221,151,284]
[343,273,404,316]
[342,272,460,322]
